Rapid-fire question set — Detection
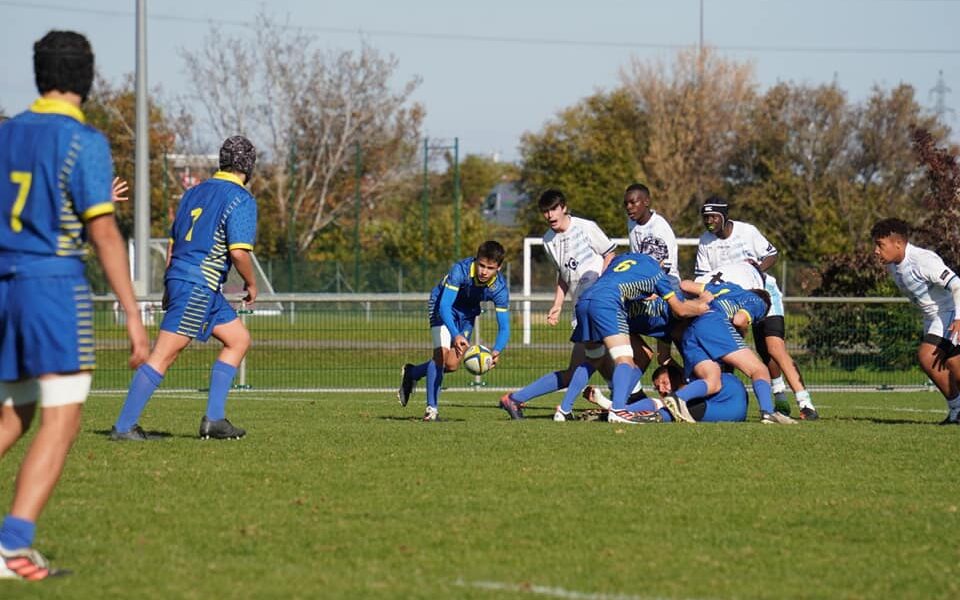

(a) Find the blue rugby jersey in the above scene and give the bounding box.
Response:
[581,252,679,306]
[702,281,769,325]
[0,98,114,270]
[165,171,257,291]
[428,256,510,351]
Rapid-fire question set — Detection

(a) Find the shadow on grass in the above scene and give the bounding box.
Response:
[377,416,467,423]
[92,428,175,440]
[833,416,937,425]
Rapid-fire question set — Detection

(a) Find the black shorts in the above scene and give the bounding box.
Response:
[922,333,960,358]
[753,316,786,363]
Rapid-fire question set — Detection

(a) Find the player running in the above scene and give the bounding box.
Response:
[0,30,149,579]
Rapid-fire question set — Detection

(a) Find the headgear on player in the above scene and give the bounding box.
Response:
[219,135,257,184]
[34,31,95,102]
[701,196,729,232]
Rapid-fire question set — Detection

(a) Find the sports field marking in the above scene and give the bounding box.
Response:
[455,578,705,600]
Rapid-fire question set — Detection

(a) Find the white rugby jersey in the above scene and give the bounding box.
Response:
[695,220,778,276]
[888,243,960,319]
[543,216,616,304]
[627,210,680,281]
[693,261,765,289]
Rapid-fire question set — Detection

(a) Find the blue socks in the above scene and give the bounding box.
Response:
[753,379,774,413]
[114,364,164,433]
[611,363,642,410]
[676,379,709,403]
[205,360,237,421]
[559,364,595,413]
[426,360,443,408]
[408,361,429,382]
[0,515,35,550]
[513,371,564,403]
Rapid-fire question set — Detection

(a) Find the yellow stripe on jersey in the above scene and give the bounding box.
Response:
[212,171,245,186]
[662,291,676,300]
[29,97,86,123]
[81,202,115,221]
[228,243,253,251]
[495,307,509,312]
[444,283,460,292]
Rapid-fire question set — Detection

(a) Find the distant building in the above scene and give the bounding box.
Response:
[482,181,525,226]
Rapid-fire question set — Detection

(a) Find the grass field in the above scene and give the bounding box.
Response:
[1,390,957,599]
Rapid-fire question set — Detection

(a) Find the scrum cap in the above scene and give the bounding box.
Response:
[219,136,257,183]
[701,196,729,228]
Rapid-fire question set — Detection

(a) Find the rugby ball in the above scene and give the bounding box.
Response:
[462,344,494,376]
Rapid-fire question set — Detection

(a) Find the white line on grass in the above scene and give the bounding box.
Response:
[454,578,711,600]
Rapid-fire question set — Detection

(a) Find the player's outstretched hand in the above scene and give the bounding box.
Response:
[127,320,150,369]
[111,177,129,203]
[490,350,501,369]
[546,305,561,326]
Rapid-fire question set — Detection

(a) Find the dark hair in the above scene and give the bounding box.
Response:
[652,363,684,385]
[870,218,910,240]
[537,189,566,212]
[624,182,650,197]
[476,240,506,265]
[219,135,257,183]
[749,289,772,315]
[34,31,94,101]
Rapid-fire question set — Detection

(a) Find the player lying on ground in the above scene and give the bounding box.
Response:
[675,280,796,425]
[585,363,749,424]
[557,253,710,420]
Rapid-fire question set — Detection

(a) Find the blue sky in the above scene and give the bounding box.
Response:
[2,0,958,161]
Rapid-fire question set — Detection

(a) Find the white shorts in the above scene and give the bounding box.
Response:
[764,275,785,318]
[923,312,957,341]
[1,372,91,408]
[431,325,453,349]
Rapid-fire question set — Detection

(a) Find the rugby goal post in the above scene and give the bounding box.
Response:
[520,236,699,344]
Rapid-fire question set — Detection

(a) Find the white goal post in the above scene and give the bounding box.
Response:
[521,236,700,344]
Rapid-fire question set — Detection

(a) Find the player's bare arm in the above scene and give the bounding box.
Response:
[547,276,569,326]
[87,214,149,368]
[230,248,258,304]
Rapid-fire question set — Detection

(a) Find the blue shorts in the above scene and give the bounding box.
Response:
[571,296,628,344]
[161,279,237,342]
[0,274,95,379]
[681,311,747,371]
[697,373,748,422]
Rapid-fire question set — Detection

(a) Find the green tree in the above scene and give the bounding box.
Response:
[84,75,186,239]
[517,88,647,237]
[620,47,757,235]
[181,13,424,258]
